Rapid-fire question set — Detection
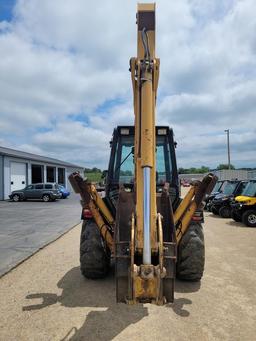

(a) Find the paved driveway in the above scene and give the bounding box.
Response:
[0,194,81,276]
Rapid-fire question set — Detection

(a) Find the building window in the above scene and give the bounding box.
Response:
[58,168,65,185]
[31,164,43,183]
[47,166,56,182]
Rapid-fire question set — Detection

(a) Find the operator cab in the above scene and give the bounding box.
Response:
[105,126,179,211]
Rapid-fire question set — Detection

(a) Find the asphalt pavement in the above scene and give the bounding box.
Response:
[0,194,81,277]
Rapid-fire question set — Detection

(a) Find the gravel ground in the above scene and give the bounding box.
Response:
[0,210,256,340]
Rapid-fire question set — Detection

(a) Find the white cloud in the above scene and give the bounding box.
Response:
[0,0,255,169]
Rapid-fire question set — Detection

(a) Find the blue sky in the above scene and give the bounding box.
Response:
[0,0,255,169]
[0,0,15,21]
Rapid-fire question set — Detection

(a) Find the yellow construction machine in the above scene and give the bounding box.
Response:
[69,3,217,304]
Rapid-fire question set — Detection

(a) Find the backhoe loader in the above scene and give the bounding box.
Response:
[69,3,217,304]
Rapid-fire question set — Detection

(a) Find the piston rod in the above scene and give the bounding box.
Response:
[143,166,151,264]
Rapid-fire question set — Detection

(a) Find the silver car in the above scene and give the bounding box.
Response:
[9,183,62,202]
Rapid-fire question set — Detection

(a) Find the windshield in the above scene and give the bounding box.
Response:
[242,181,256,197]
[223,182,238,195]
[212,181,223,193]
[119,141,134,183]
[113,135,172,185]
[156,136,172,185]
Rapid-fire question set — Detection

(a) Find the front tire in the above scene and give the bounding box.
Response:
[242,210,256,227]
[12,194,20,202]
[42,194,50,202]
[80,220,110,278]
[176,222,205,281]
[231,210,241,222]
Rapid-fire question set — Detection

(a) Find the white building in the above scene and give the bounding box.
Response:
[0,146,84,200]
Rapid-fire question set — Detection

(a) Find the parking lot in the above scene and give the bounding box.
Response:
[0,209,255,340]
[0,195,81,276]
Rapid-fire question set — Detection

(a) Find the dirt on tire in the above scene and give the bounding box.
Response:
[176,222,205,281]
[80,220,110,278]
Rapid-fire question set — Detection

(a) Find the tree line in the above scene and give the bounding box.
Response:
[178,164,236,174]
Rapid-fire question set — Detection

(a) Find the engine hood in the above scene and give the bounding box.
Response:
[214,193,231,200]
[235,196,256,205]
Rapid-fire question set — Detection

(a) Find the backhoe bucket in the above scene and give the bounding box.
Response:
[115,187,176,304]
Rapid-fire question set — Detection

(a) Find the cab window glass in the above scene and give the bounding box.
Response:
[242,181,256,197]
[35,184,43,189]
[45,184,53,189]
[156,136,172,185]
[156,144,166,184]
[114,134,172,185]
[223,182,237,195]
[115,136,134,184]
[238,182,248,193]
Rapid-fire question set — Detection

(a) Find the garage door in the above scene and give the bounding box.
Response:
[10,162,27,192]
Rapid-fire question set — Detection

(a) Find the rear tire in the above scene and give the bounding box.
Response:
[219,206,231,218]
[211,206,219,215]
[176,222,205,281]
[231,210,241,222]
[242,210,256,227]
[80,220,110,278]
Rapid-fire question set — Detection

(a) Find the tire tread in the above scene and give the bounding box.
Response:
[80,220,110,278]
[176,222,205,281]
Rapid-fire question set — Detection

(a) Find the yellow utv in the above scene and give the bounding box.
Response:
[231,180,256,227]
[69,4,217,304]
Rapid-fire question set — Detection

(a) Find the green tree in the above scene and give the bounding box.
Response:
[178,166,210,174]
[216,164,235,170]
[198,166,210,174]
[91,167,101,173]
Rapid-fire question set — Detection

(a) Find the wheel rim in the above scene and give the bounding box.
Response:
[43,195,50,202]
[13,195,19,202]
[248,214,256,224]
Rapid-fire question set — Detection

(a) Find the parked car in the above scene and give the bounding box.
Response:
[58,184,70,199]
[211,180,249,218]
[231,180,256,227]
[9,183,62,202]
[180,179,190,187]
[204,180,227,211]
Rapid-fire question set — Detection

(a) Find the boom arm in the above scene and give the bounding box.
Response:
[130,3,159,264]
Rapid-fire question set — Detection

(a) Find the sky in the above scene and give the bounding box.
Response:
[0,0,255,169]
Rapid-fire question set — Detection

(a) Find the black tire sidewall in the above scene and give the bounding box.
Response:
[211,206,219,215]
[176,222,205,281]
[80,220,110,278]
[231,210,241,222]
[242,210,256,227]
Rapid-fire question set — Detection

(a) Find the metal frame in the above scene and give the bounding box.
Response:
[105,125,179,200]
